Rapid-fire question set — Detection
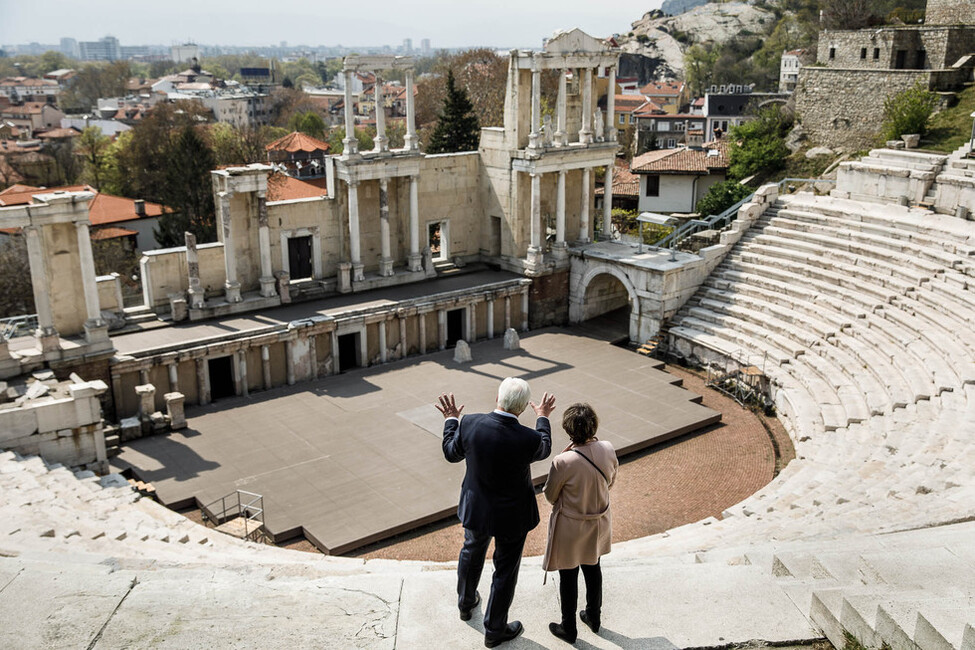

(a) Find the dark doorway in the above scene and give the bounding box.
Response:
[428,222,442,257]
[446,309,465,348]
[895,49,907,69]
[288,235,313,279]
[208,356,235,401]
[337,333,359,373]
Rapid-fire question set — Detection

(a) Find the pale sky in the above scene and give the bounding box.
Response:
[1,0,664,49]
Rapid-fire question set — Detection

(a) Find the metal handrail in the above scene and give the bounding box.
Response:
[0,314,38,339]
[201,489,268,543]
[657,177,837,250]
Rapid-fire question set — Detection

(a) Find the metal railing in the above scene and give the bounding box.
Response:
[657,177,837,251]
[0,314,38,340]
[200,490,269,544]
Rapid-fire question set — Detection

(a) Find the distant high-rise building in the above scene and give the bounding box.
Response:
[171,43,200,63]
[280,40,288,48]
[420,38,431,57]
[79,35,120,61]
[59,37,79,58]
[403,38,413,54]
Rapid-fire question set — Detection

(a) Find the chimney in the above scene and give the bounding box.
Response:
[134,199,146,216]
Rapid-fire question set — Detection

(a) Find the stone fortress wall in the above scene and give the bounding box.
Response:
[926,0,975,24]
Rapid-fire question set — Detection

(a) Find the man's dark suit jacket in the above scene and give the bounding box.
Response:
[443,412,552,537]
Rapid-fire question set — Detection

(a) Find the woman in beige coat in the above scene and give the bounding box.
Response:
[542,403,619,644]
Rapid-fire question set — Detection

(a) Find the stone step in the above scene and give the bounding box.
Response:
[915,603,975,650]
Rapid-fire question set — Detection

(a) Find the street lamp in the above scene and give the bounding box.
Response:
[637,212,680,257]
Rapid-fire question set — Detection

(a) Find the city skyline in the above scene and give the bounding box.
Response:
[1,0,662,50]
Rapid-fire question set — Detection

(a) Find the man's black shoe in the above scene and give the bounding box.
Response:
[485,621,524,647]
[460,592,481,621]
[549,622,577,643]
[580,610,600,633]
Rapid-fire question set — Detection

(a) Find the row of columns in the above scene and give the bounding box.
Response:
[345,175,423,282]
[526,165,614,269]
[342,68,418,156]
[529,64,617,149]
[118,285,531,408]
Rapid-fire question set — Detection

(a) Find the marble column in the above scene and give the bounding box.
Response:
[308,334,318,378]
[529,63,541,149]
[553,170,567,261]
[196,358,210,406]
[408,175,422,272]
[185,232,205,309]
[486,299,495,339]
[237,350,248,397]
[219,192,241,303]
[379,178,393,276]
[467,303,475,343]
[261,345,272,390]
[504,296,512,330]
[347,180,364,282]
[521,289,530,332]
[140,368,150,385]
[418,311,427,354]
[526,172,543,270]
[607,66,617,142]
[285,340,295,385]
[404,69,418,151]
[555,68,567,146]
[580,67,593,144]
[75,220,108,343]
[330,331,340,375]
[374,73,388,153]
[342,69,358,155]
[580,168,591,242]
[437,309,447,350]
[23,225,58,351]
[603,165,614,239]
[168,362,180,394]
[379,319,388,363]
[398,315,407,359]
[257,191,276,297]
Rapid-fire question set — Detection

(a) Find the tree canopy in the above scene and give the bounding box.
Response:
[426,70,480,154]
[728,105,792,181]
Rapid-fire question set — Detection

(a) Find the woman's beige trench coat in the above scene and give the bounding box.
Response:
[541,439,619,571]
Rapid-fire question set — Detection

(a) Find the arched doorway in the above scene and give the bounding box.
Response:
[570,265,641,343]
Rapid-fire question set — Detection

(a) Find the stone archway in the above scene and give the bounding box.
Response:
[569,263,641,342]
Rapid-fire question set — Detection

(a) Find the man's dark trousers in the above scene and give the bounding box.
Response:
[458,528,528,635]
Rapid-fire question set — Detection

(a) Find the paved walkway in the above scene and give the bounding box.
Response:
[115,329,720,554]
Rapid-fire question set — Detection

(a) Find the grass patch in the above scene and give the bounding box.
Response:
[922,85,975,153]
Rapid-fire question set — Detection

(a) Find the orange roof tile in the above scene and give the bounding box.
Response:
[631,141,729,175]
[36,127,81,139]
[0,183,169,223]
[639,80,686,97]
[632,100,665,117]
[265,131,331,154]
[91,226,138,240]
[266,173,329,201]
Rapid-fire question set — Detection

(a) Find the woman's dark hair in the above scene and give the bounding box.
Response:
[562,403,598,445]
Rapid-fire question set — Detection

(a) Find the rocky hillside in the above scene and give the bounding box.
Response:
[660,0,710,15]
[620,2,779,77]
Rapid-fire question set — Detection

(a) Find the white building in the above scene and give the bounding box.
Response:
[630,142,730,214]
[171,43,200,63]
[779,49,806,93]
[79,36,120,61]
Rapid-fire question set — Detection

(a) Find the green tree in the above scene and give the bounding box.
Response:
[728,105,791,181]
[155,125,217,246]
[683,44,719,98]
[76,126,113,190]
[327,126,374,154]
[882,82,938,141]
[209,123,287,166]
[426,70,480,154]
[0,235,35,318]
[59,61,130,113]
[287,111,326,139]
[696,180,753,216]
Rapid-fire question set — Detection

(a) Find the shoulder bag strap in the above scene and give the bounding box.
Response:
[572,449,608,484]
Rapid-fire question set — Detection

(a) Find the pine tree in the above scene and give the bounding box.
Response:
[154,126,217,247]
[426,70,480,154]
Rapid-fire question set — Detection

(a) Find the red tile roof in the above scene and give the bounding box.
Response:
[632,100,665,117]
[266,174,329,201]
[614,94,649,111]
[597,158,640,197]
[91,226,138,240]
[36,127,81,139]
[265,131,331,154]
[639,80,686,97]
[630,141,729,175]
[0,183,169,224]
[1,102,51,116]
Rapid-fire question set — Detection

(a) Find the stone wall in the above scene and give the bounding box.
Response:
[925,0,975,25]
[141,243,226,312]
[795,68,933,148]
[528,269,569,329]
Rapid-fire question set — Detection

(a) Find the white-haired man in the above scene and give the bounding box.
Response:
[436,378,555,647]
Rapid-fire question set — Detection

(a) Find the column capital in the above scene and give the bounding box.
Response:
[74,219,93,230]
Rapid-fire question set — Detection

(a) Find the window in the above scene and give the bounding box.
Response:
[873,48,880,60]
[829,47,836,59]
[666,138,676,148]
[645,175,660,197]
[916,49,926,68]
[675,122,685,132]
[658,121,670,131]
[860,48,867,59]
[619,114,625,125]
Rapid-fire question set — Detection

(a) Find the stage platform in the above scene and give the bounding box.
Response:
[114,328,721,554]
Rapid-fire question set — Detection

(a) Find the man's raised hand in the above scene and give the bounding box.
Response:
[435,393,464,419]
[530,391,556,418]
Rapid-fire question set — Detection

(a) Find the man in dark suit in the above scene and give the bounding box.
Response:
[436,377,555,648]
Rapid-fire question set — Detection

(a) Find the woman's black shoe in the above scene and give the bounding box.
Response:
[549,622,577,643]
[580,610,600,633]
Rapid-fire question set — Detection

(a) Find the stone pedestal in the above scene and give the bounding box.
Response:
[37,328,60,353]
[169,296,188,322]
[259,276,277,298]
[164,392,186,430]
[408,252,423,273]
[188,287,206,309]
[551,242,568,262]
[423,248,436,278]
[337,263,352,293]
[83,319,110,344]
[224,280,242,303]
[526,247,545,274]
[274,271,291,303]
[454,340,473,363]
[379,258,394,277]
[352,262,365,283]
[503,328,520,351]
[135,384,155,417]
